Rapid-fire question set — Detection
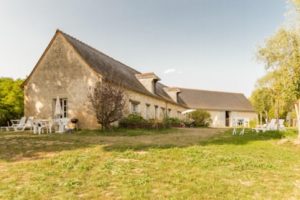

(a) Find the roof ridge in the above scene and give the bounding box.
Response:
[179,87,244,95]
[56,29,188,107]
[57,29,141,75]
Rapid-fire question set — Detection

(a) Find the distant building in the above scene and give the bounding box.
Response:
[179,88,257,127]
[23,30,257,129]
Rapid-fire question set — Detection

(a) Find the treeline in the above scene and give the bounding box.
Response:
[0,77,24,126]
[250,0,300,125]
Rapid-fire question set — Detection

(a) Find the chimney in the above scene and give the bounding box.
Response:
[135,72,160,94]
[164,87,181,103]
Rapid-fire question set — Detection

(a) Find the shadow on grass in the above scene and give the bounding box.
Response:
[0,132,93,162]
[198,129,287,146]
[75,128,180,137]
[0,129,294,162]
[102,129,292,152]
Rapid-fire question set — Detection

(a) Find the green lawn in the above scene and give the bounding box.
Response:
[0,128,300,199]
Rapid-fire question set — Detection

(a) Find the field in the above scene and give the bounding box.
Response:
[0,128,300,199]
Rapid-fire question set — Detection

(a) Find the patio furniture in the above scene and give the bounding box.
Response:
[0,121,14,132]
[278,119,286,131]
[0,127,10,132]
[56,118,69,133]
[11,117,34,132]
[253,119,277,133]
[33,119,53,134]
[232,118,246,135]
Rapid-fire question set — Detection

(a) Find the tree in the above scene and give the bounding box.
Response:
[256,0,300,133]
[190,109,211,127]
[0,78,24,126]
[88,80,126,130]
[250,87,273,125]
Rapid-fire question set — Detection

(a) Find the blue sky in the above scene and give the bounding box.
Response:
[0,0,287,96]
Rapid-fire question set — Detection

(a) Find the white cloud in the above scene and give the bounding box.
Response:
[164,68,176,74]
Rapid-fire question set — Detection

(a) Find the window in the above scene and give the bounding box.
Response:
[168,109,171,117]
[130,100,140,114]
[154,105,158,119]
[161,107,166,118]
[146,104,150,119]
[53,98,68,118]
[177,111,181,118]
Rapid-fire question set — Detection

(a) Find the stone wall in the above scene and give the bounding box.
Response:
[24,33,100,129]
[24,32,187,129]
[125,90,186,120]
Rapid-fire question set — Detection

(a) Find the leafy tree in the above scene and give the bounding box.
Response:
[88,80,126,130]
[0,78,24,126]
[190,109,211,127]
[255,0,300,132]
[250,87,273,124]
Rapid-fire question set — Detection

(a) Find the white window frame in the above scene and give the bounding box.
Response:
[161,107,166,118]
[53,98,68,118]
[168,108,171,117]
[146,104,151,119]
[130,100,140,114]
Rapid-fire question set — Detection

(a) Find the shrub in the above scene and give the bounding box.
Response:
[148,119,166,129]
[183,118,195,128]
[190,109,211,127]
[119,114,147,129]
[163,117,182,127]
[249,119,258,128]
[119,114,173,129]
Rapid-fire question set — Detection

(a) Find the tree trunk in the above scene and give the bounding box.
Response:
[295,100,300,139]
[264,111,268,124]
[276,99,279,130]
[260,112,263,126]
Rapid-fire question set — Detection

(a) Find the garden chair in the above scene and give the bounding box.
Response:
[0,121,14,132]
[266,119,277,131]
[33,119,53,134]
[232,118,245,135]
[278,119,286,131]
[52,118,69,133]
[253,119,277,133]
[12,117,34,132]
[11,117,27,131]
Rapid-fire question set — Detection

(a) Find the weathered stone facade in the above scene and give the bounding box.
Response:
[24,33,101,128]
[125,90,185,120]
[24,30,257,129]
[24,32,186,129]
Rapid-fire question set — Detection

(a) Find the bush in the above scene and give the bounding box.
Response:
[249,119,257,128]
[119,114,147,129]
[190,109,211,127]
[163,117,182,127]
[148,119,166,129]
[183,118,195,128]
[0,78,24,126]
[119,114,176,129]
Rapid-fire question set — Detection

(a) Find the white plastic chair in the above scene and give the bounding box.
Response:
[253,119,277,133]
[34,119,53,135]
[11,117,27,131]
[278,119,286,131]
[24,117,34,131]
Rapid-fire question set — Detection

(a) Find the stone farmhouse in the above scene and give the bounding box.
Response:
[22,30,257,129]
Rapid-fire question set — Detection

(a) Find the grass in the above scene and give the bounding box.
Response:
[0,128,300,199]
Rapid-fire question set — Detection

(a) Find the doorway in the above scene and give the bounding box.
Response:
[225,111,230,127]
